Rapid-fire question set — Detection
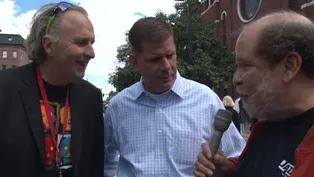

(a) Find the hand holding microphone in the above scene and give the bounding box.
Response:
[194,109,232,177]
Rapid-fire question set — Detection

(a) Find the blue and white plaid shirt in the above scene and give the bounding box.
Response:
[104,73,246,177]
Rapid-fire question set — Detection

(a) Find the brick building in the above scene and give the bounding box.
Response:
[199,0,314,97]
[200,0,314,52]
[0,33,30,70]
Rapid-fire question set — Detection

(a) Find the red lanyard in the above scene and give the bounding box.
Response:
[36,66,70,166]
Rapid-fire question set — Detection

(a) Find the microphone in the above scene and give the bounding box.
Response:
[209,109,232,155]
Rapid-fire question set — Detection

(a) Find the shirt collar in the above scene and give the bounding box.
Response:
[134,71,185,100]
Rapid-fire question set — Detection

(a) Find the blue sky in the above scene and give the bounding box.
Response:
[13,0,79,14]
[0,0,176,95]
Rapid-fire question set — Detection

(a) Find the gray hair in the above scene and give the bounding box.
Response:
[254,11,314,79]
[25,3,88,63]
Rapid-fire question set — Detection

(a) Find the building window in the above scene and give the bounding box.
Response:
[12,51,17,59]
[205,0,213,8]
[205,0,211,7]
[237,0,262,23]
[12,65,16,68]
[2,50,7,58]
[241,0,260,19]
[289,0,298,11]
[2,65,6,70]
[201,0,218,16]
[221,12,227,47]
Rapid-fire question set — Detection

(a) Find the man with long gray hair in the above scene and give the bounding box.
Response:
[0,1,104,177]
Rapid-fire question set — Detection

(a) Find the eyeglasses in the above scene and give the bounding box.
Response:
[45,1,74,34]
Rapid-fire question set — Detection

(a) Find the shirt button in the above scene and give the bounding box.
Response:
[159,152,163,156]
[158,130,162,133]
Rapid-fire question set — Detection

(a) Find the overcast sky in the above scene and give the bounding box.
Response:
[0,0,177,94]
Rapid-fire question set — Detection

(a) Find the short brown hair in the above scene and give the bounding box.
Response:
[128,17,173,52]
[254,12,314,79]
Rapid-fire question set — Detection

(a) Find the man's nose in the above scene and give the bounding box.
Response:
[84,45,95,59]
[233,70,243,86]
[161,57,171,70]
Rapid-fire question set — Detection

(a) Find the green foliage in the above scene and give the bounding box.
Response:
[105,90,118,102]
[108,1,235,92]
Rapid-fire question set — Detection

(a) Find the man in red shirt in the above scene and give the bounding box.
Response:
[194,10,314,177]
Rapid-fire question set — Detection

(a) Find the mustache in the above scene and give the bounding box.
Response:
[159,71,175,77]
[238,72,279,118]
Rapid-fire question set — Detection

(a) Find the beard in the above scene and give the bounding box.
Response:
[242,72,283,121]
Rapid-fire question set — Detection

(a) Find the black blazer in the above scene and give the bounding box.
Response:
[0,63,104,177]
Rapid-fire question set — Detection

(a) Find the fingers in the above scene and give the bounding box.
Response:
[193,170,206,177]
[193,168,207,177]
[194,161,214,176]
[201,142,212,159]
[194,152,216,176]
[213,150,228,165]
[199,152,216,170]
[195,142,228,177]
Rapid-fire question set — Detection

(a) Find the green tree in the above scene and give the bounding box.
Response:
[109,1,235,92]
[108,32,140,92]
[105,90,118,102]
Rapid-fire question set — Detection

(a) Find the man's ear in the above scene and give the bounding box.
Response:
[42,35,54,56]
[130,51,140,72]
[282,52,302,83]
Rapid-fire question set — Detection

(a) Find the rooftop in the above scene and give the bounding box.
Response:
[0,33,25,46]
